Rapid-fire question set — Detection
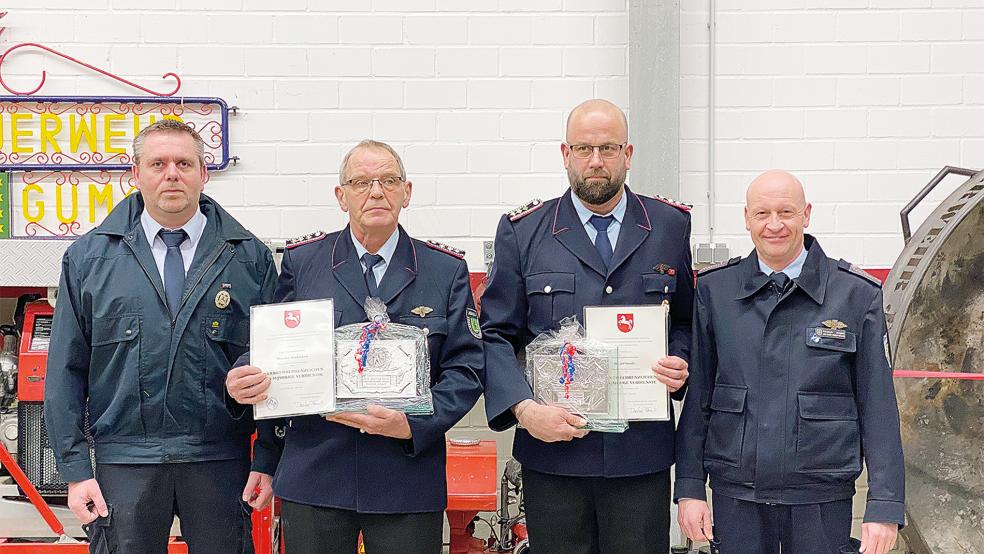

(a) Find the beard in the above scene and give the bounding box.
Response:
[568,165,626,206]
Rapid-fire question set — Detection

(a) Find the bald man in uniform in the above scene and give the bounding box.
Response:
[482,99,696,554]
[675,171,905,554]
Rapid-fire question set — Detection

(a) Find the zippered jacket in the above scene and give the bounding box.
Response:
[45,193,277,482]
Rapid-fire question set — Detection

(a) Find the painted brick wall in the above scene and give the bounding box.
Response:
[681,0,984,267]
[0,1,629,273]
[5,2,979,270]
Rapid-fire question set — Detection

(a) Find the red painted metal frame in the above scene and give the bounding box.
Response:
[0,443,64,537]
[0,43,181,97]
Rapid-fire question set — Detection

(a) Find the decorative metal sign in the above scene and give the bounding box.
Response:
[1,170,136,239]
[0,172,9,238]
[0,96,233,171]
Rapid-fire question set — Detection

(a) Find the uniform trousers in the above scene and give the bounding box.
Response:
[89,458,253,554]
[712,492,859,554]
[280,500,443,554]
[522,467,671,554]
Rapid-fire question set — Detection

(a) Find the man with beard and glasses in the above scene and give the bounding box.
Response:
[481,99,695,554]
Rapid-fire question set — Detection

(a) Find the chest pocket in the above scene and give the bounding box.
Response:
[92,314,141,347]
[642,273,676,297]
[398,315,447,383]
[526,272,575,332]
[805,328,857,353]
[205,315,248,347]
[204,315,249,369]
[399,315,449,338]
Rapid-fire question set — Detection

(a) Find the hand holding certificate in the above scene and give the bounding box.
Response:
[249,299,336,419]
[584,304,671,421]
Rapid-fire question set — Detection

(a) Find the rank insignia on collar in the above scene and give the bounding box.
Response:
[426,240,465,259]
[508,198,544,221]
[411,306,433,317]
[286,230,327,249]
[822,319,848,330]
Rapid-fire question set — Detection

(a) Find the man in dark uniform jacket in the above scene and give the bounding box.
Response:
[481,99,695,554]
[225,140,484,554]
[676,170,904,554]
[45,120,278,553]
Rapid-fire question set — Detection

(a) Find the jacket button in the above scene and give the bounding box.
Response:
[422,327,429,335]
[605,286,613,294]
[125,329,132,335]
[543,285,552,293]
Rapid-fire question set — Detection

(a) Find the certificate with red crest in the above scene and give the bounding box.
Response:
[250,299,336,419]
[584,304,670,421]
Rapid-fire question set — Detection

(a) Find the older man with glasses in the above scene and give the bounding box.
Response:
[225,140,484,554]
[481,99,696,554]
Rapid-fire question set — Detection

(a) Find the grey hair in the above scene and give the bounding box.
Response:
[338,139,407,184]
[132,119,206,166]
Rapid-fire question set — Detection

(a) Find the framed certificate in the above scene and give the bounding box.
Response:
[583,304,670,421]
[249,299,336,419]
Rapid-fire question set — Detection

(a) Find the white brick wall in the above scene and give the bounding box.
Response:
[4,2,629,270]
[6,1,984,271]
[683,1,984,267]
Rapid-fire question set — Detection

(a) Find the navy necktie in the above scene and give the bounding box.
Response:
[159,229,188,315]
[589,215,615,270]
[361,253,384,297]
[770,271,791,299]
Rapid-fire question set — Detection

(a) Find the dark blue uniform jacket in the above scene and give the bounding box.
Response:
[253,226,484,513]
[45,193,278,483]
[674,235,905,526]
[482,186,694,477]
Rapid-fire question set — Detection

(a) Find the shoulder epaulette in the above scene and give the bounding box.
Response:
[698,256,741,275]
[508,198,544,221]
[426,240,465,259]
[654,194,693,213]
[286,231,326,249]
[837,259,881,287]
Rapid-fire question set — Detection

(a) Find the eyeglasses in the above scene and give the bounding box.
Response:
[749,207,807,222]
[567,143,627,159]
[342,176,405,194]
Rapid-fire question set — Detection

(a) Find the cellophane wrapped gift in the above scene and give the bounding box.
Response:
[329,298,434,415]
[525,317,626,432]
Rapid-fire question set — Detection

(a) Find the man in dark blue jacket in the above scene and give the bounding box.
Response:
[225,139,484,554]
[481,99,695,554]
[44,119,278,553]
[675,170,904,554]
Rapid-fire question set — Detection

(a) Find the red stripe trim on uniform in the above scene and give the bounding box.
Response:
[893,370,984,380]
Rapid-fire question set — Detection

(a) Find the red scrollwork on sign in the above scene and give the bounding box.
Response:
[0,42,182,96]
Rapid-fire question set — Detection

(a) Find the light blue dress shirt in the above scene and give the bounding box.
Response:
[140,207,207,286]
[571,189,627,249]
[759,246,808,279]
[351,228,400,284]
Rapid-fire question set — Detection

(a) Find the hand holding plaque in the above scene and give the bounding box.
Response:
[330,298,434,415]
[525,317,626,432]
